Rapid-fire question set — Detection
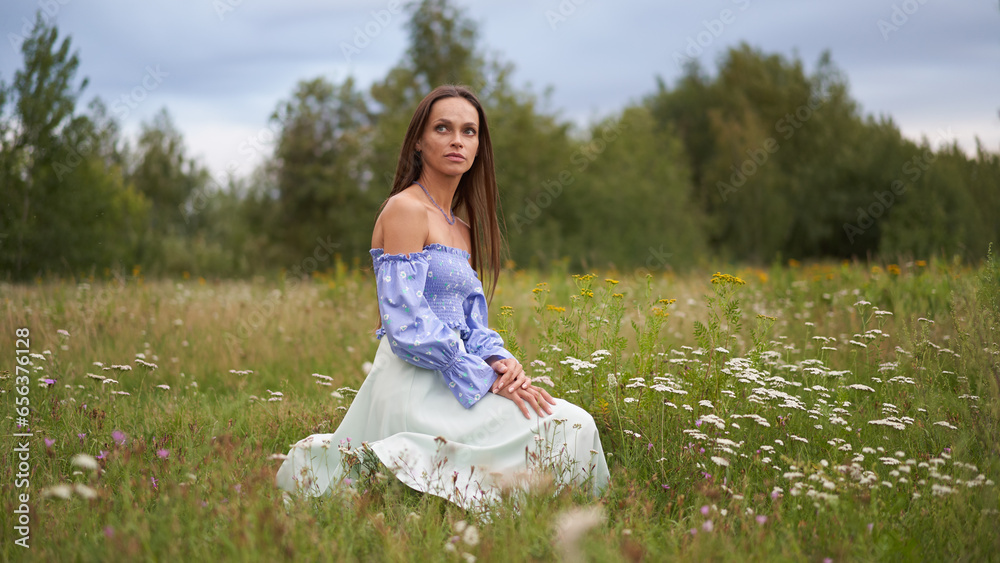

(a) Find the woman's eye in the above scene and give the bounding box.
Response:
[464,128,476,135]
[436,125,447,132]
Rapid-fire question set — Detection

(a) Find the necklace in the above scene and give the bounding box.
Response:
[415,181,455,225]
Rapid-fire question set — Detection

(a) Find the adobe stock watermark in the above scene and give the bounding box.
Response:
[223,236,341,354]
[716,95,826,202]
[111,65,168,121]
[52,130,98,181]
[545,0,589,30]
[509,118,625,234]
[7,0,72,53]
[673,0,751,69]
[340,1,403,62]
[877,0,931,41]
[213,0,247,22]
[181,114,288,224]
[635,245,674,280]
[843,127,953,244]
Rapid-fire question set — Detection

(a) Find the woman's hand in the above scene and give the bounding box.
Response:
[495,383,557,419]
[490,357,530,394]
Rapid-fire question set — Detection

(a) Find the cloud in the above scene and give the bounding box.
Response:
[0,0,996,177]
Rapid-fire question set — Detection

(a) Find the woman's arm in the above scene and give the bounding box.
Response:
[462,288,535,394]
[375,250,499,408]
[375,196,503,408]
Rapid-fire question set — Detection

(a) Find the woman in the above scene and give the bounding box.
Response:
[275,85,610,511]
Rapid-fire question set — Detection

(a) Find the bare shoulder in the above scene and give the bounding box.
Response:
[377,192,429,255]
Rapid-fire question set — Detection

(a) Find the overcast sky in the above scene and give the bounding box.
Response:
[2,1,997,183]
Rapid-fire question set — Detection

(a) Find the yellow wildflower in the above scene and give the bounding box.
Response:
[757,314,777,321]
[916,260,927,268]
[612,293,624,299]
[887,264,901,276]
[658,298,676,305]
[871,265,882,275]
[788,259,801,268]
[546,305,566,313]
[605,278,619,285]
[532,288,543,294]
[183,271,191,280]
[710,272,746,286]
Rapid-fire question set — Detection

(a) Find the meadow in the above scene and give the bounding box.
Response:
[1,252,998,562]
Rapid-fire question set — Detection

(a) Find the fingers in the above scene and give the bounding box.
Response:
[518,387,552,417]
[492,361,512,393]
[492,359,525,394]
[520,388,543,417]
[537,386,557,406]
[496,384,533,419]
[535,388,555,415]
[512,392,530,419]
[531,389,551,417]
[508,360,527,388]
[507,372,529,394]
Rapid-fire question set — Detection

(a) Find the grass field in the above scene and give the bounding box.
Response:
[2,252,999,562]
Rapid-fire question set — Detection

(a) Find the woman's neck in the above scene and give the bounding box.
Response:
[417,169,460,211]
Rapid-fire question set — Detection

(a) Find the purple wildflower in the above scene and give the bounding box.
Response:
[156,449,169,459]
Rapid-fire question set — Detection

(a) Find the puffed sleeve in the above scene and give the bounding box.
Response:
[374,250,498,408]
[462,284,514,366]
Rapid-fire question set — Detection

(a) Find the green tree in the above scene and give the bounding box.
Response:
[566,105,705,270]
[128,109,208,236]
[367,0,580,269]
[267,76,377,265]
[0,12,146,279]
[647,44,896,262]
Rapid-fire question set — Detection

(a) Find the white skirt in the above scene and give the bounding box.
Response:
[274,328,610,511]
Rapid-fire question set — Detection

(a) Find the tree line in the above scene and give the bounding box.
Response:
[2,0,997,281]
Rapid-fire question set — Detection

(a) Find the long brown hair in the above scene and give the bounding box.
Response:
[373,85,508,335]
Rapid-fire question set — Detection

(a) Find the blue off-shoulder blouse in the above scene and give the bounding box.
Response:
[369,243,514,408]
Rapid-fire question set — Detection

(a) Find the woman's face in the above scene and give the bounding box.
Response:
[415,96,480,180]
